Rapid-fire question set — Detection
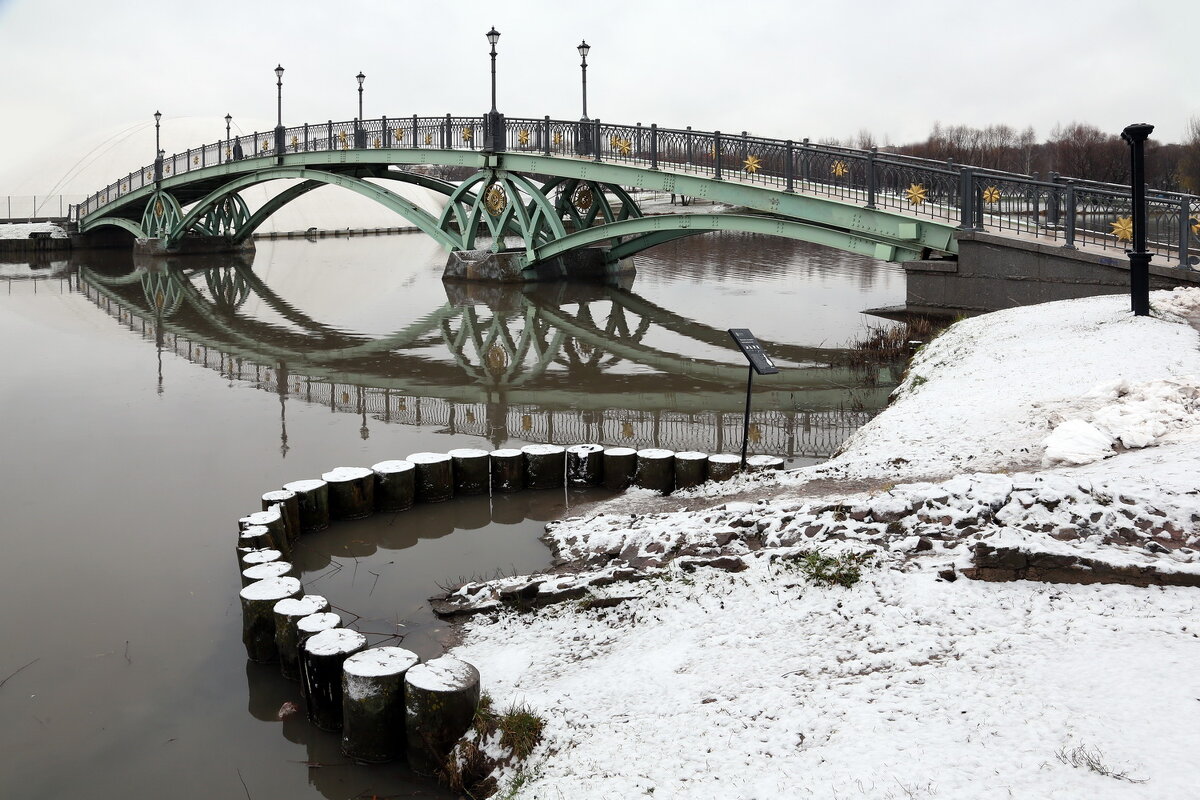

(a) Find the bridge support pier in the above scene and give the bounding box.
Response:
[133,236,257,257]
[442,246,634,283]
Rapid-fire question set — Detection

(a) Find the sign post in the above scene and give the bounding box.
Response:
[728,328,779,471]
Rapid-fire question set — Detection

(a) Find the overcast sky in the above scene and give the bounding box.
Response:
[0,0,1193,194]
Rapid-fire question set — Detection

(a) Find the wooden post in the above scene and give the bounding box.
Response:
[522,444,565,490]
[674,451,709,489]
[707,453,741,482]
[301,628,368,731]
[273,595,330,681]
[566,443,604,486]
[261,489,301,547]
[295,611,342,695]
[746,454,785,472]
[372,459,415,512]
[239,577,303,663]
[239,548,282,571]
[602,446,637,491]
[322,467,376,520]
[406,452,454,503]
[448,448,490,495]
[341,646,421,763]
[240,560,296,587]
[404,656,481,775]
[239,505,289,558]
[237,525,275,552]
[489,448,524,493]
[282,478,331,534]
[634,448,675,494]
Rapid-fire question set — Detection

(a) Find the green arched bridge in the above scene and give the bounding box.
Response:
[74,114,1200,280]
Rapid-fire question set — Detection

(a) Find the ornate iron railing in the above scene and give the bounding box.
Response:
[73,113,1200,268]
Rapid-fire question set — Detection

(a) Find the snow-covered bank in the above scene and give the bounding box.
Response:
[453,289,1200,799]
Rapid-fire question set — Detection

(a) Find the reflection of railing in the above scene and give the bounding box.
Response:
[75,113,1200,267]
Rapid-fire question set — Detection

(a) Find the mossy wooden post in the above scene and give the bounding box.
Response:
[240,560,296,587]
[282,478,330,534]
[322,467,375,520]
[674,451,709,489]
[238,525,275,552]
[261,489,301,548]
[567,443,604,487]
[239,548,282,571]
[634,448,675,494]
[523,444,565,490]
[341,646,420,763]
[404,656,481,775]
[239,577,303,663]
[372,460,415,512]
[448,448,490,496]
[273,595,330,681]
[489,448,524,493]
[746,454,785,472]
[602,446,637,491]
[240,506,289,558]
[301,628,368,731]
[707,453,741,482]
[296,611,342,697]
[407,452,454,503]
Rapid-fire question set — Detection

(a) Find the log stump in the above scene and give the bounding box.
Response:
[301,628,368,731]
[239,548,282,571]
[404,656,481,775]
[273,595,331,681]
[674,451,709,490]
[634,448,675,494]
[240,506,289,558]
[522,444,565,490]
[448,448,490,496]
[746,454,785,472]
[296,611,342,696]
[341,646,421,763]
[240,560,296,587]
[238,525,275,552]
[489,449,524,493]
[239,577,303,663]
[407,452,454,504]
[282,478,330,534]
[602,447,638,491]
[707,453,742,482]
[567,444,604,487]
[261,489,301,548]
[372,460,415,512]
[322,466,376,520]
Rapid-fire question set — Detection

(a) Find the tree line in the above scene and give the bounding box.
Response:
[839,120,1200,193]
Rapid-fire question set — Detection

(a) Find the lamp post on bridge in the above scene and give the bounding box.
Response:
[485,27,505,152]
[225,113,232,162]
[153,110,163,188]
[355,71,366,148]
[577,40,591,155]
[274,64,285,164]
[1121,122,1154,317]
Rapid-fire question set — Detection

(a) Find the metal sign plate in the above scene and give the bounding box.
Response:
[727,328,779,375]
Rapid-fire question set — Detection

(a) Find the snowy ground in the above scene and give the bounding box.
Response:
[0,222,68,238]
[453,288,1200,799]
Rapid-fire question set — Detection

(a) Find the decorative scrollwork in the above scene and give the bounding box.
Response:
[572,184,594,212]
[425,133,433,145]
[193,155,199,165]
[905,183,927,205]
[982,186,1001,204]
[291,135,300,150]
[744,155,762,174]
[262,140,271,152]
[553,132,563,146]
[154,199,165,218]
[374,137,381,148]
[394,128,404,141]
[518,129,530,146]
[463,128,474,142]
[338,131,348,149]
[484,182,507,216]
[1111,217,1133,241]
[832,160,848,177]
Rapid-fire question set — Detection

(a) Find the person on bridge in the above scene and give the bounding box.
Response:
[233,140,244,161]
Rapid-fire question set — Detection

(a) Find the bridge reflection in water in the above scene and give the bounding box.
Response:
[76,252,897,460]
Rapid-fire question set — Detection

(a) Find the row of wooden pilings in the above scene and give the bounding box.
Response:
[236,443,785,767]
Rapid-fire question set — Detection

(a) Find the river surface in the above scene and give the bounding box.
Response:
[0,232,904,798]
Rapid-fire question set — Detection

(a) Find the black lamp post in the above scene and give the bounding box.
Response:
[485,27,505,152]
[356,71,366,148]
[224,113,232,162]
[153,110,163,186]
[576,40,591,155]
[274,64,285,162]
[1121,122,1155,317]
[578,40,590,121]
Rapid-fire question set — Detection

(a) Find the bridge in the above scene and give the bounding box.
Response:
[72,113,1200,289]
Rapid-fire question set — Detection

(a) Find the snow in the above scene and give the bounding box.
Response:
[238,577,300,602]
[447,289,1200,799]
[407,451,452,464]
[238,506,281,528]
[296,611,341,635]
[406,656,479,693]
[273,595,328,618]
[321,466,372,482]
[283,478,326,493]
[0,222,68,239]
[522,444,565,456]
[490,449,522,458]
[303,628,366,657]
[261,489,295,503]
[567,444,604,455]
[637,448,673,460]
[372,459,414,474]
[344,646,420,679]
[241,561,293,582]
[239,548,282,567]
[448,448,490,459]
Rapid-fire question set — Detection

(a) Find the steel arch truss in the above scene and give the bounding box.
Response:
[439,170,568,256]
[192,194,252,239]
[544,178,643,231]
[141,191,184,239]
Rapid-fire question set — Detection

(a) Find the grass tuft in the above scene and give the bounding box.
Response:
[439,693,546,799]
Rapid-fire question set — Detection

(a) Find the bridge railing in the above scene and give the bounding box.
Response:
[76,113,1199,267]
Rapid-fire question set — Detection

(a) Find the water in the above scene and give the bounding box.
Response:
[0,232,904,798]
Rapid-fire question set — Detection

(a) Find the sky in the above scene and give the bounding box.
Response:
[0,0,1194,195]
